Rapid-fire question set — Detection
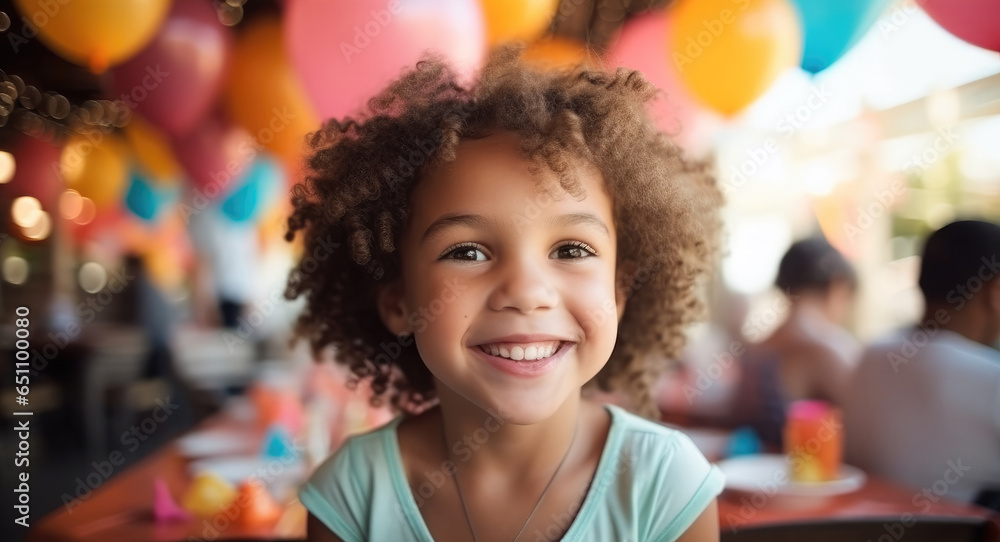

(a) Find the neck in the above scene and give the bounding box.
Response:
[922,302,992,346]
[434,382,582,481]
[774,298,835,338]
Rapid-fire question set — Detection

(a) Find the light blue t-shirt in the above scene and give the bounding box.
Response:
[300,403,725,541]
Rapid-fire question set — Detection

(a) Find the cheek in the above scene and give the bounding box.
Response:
[404,269,474,341]
[564,265,620,341]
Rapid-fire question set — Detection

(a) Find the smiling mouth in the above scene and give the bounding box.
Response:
[476,341,569,361]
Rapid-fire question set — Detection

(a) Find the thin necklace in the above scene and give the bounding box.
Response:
[442,417,580,542]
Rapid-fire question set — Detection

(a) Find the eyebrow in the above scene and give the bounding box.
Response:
[420,212,610,244]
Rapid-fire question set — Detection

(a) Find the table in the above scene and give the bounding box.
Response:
[718,476,1000,539]
[27,415,305,542]
[28,410,1000,542]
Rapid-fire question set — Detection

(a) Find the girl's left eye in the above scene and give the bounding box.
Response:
[551,242,597,260]
[440,243,487,261]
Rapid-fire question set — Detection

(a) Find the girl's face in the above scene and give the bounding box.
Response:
[379,132,626,424]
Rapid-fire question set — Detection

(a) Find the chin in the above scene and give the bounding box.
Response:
[470,388,577,426]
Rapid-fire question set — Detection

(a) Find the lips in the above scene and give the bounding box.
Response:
[472,334,575,360]
[471,339,574,377]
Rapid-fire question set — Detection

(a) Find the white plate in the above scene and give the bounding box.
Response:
[176,429,257,458]
[188,455,307,485]
[717,454,866,497]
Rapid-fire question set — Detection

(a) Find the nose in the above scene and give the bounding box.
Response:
[487,252,558,313]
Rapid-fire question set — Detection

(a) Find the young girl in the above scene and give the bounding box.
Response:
[285,46,724,542]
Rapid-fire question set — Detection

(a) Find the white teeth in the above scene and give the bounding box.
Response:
[480,342,562,361]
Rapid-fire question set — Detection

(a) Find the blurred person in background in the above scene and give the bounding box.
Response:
[121,253,177,380]
[846,220,1000,508]
[734,237,860,447]
[188,208,259,329]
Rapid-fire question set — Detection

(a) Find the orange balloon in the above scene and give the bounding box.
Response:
[234,480,283,527]
[668,0,801,116]
[224,17,319,168]
[124,115,182,184]
[13,0,170,72]
[522,37,600,70]
[142,212,193,293]
[59,134,129,211]
[479,0,560,46]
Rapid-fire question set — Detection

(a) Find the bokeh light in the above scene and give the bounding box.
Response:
[22,210,52,240]
[11,196,42,228]
[78,261,108,293]
[2,256,29,285]
[60,189,84,219]
[73,197,97,225]
[0,150,14,183]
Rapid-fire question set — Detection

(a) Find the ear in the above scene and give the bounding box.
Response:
[376,278,411,335]
[615,261,638,323]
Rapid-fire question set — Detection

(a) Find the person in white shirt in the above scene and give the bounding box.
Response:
[188,206,260,328]
[845,220,1000,506]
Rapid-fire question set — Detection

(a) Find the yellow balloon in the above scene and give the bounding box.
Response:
[142,211,192,293]
[224,17,319,167]
[60,134,129,211]
[668,0,801,116]
[522,37,600,70]
[181,473,237,519]
[123,115,181,184]
[13,0,171,72]
[479,0,560,46]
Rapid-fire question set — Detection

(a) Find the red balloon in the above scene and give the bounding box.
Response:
[172,115,255,200]
[110,0,232,136]
[3,135,63,209]
[285,0,486,120]
[917,0,1000,52]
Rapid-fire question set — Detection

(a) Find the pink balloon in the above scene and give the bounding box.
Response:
[605,12,712,151]
[172,115,254,199]
[917,0,1000,52]
[111,0,232,137]
[3,135,62,208]
[284,0,486,120]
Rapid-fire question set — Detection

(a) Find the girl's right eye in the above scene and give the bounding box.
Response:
[440,243,488,262]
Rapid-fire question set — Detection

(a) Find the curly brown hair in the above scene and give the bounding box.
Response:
[284,46,722,420]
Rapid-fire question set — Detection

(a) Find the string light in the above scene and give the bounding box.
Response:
[73,197,96,225]
[0,151,14,183]
[60,189,84,219]
[2,256,29,285]
[0,69,130,143]
[11,196,42,228]
[22,211,52,241]
[78,261,108,293]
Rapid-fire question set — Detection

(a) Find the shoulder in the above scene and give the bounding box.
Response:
[308,421,396,487]
[603,405,726,541]
[793,335,855,373]
[935,331,1000,369]
[611,405,721,485]
[299,419,401,542]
